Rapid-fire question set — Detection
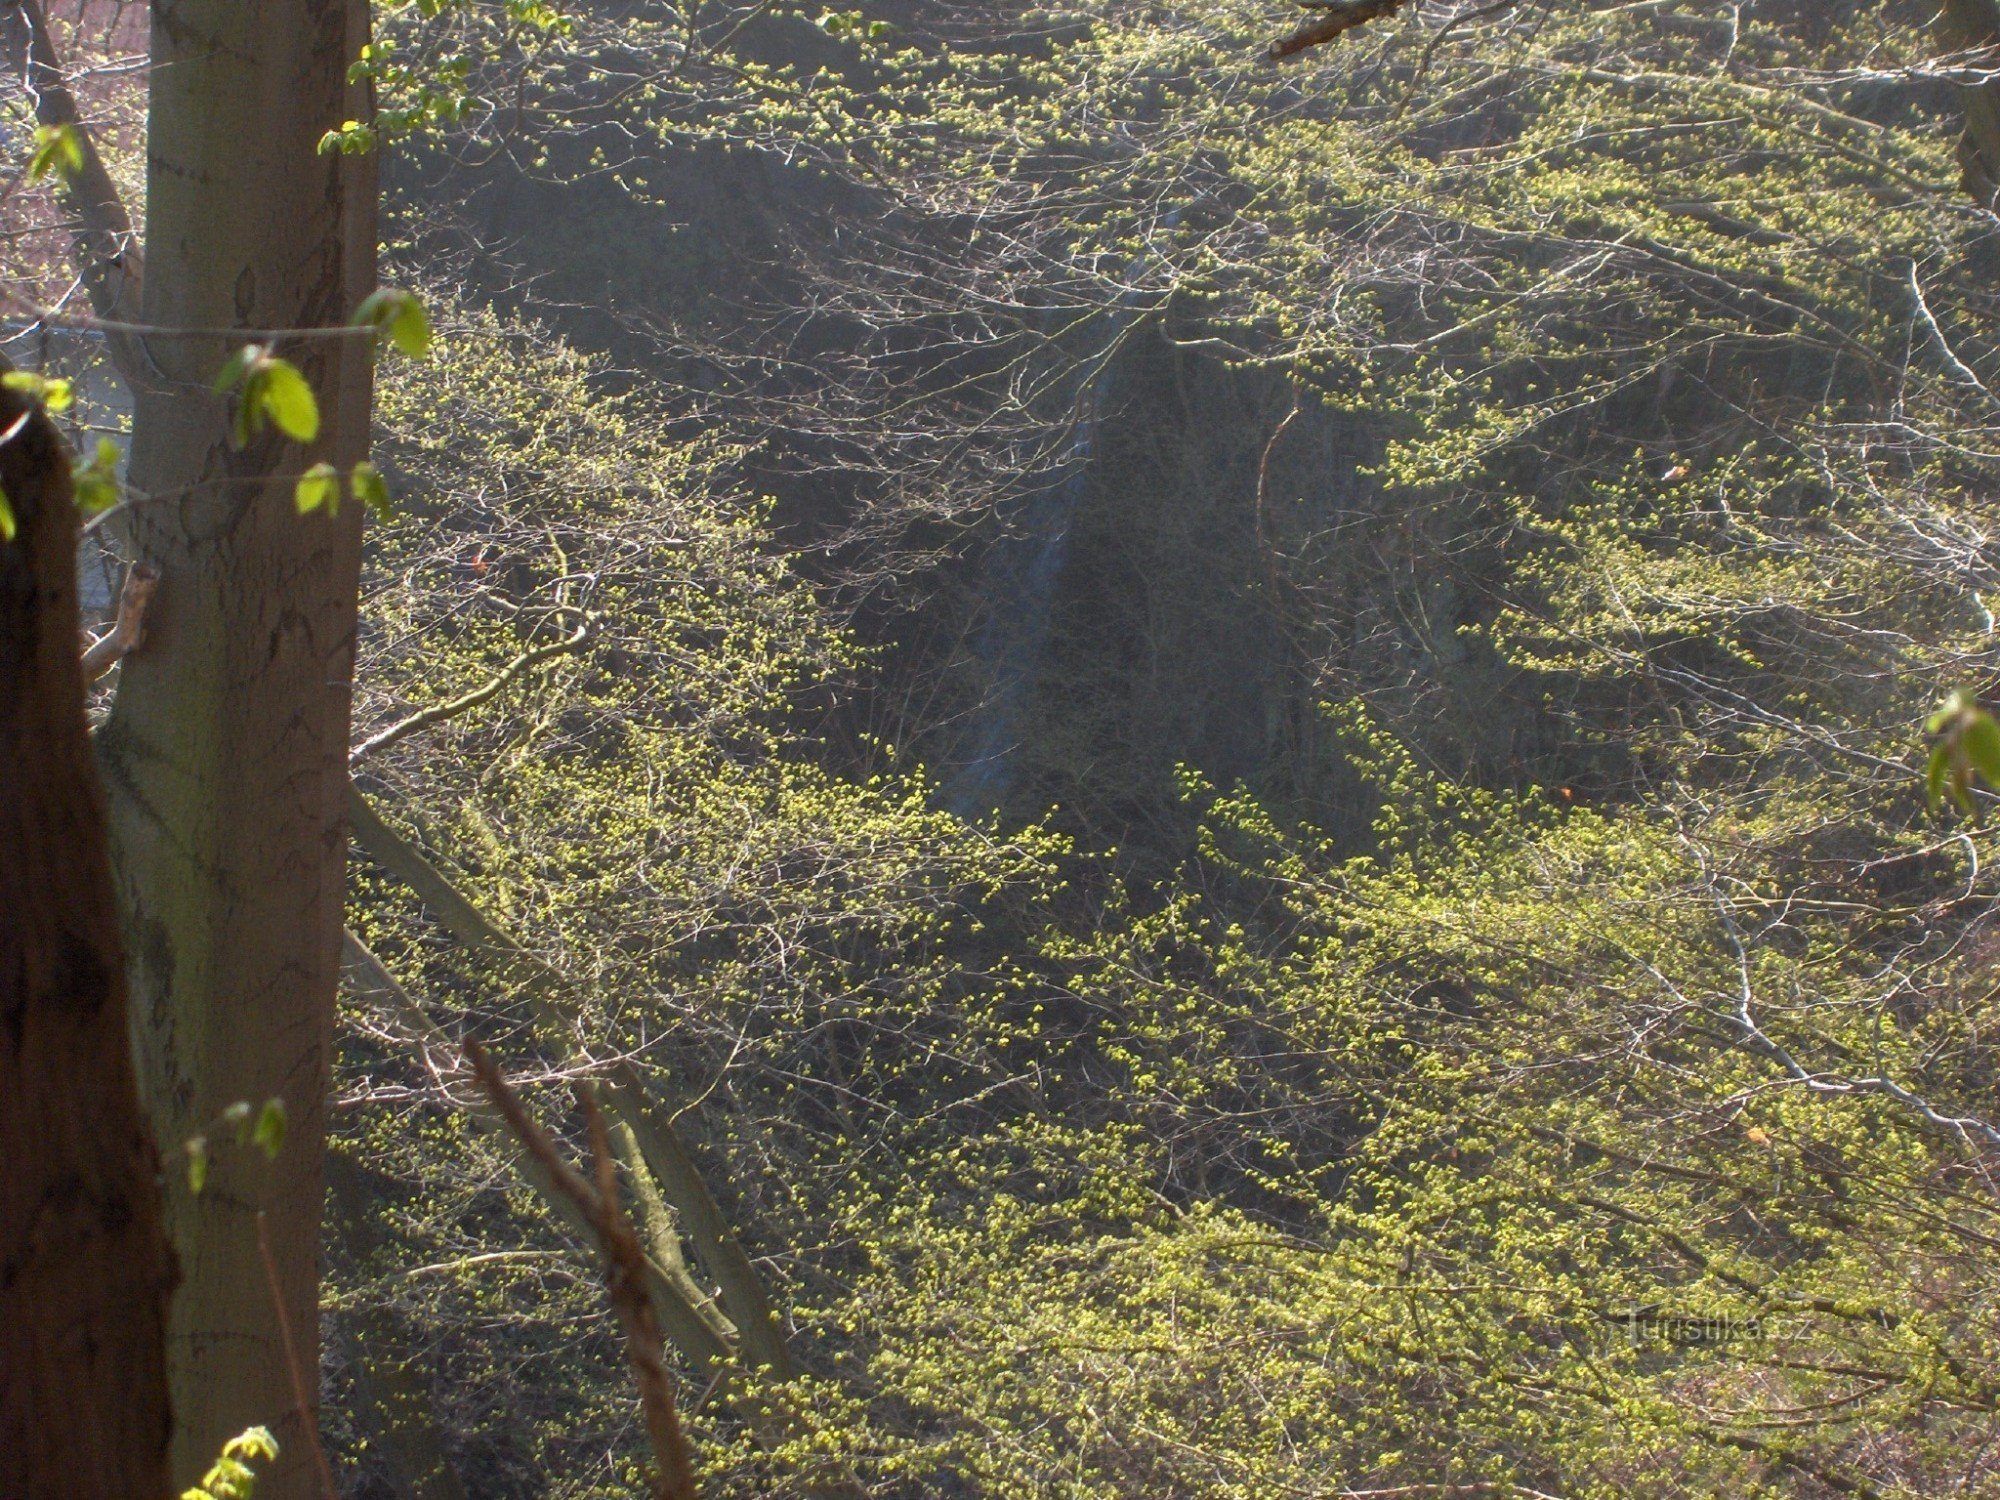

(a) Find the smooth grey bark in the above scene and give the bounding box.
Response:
[92,4,376,1492]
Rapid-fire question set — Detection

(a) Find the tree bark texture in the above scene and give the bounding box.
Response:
[1940,0,2000,207]
[92,3,376,1492]
[0,383,179,1500]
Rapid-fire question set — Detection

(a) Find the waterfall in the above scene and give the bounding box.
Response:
[944,211,1175,816]
[944,360,1113,815]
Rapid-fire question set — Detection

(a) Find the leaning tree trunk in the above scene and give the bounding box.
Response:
[1940,0,2000,207]
[0,382,178,1500]
[93,3,375,1493]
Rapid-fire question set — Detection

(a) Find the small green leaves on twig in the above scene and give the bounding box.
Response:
[210,335,401,523]
[181,1426,280,1500]
[3,371,73,413]
[817,10,898,41]
[350,460,394,521]
[324,41,478,151]
[26,123,84,184]
[214,345,321,447]
[352,288,432,359]
[295,461,395,522]
[318,118,381,156]
[295,462,341,516]
[184,1097,288,1193]
[74,439,121,516]
[1926,690,2000,815]
[246,1097,288,1157]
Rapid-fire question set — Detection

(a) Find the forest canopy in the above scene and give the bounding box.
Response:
[9,3,2000,1499]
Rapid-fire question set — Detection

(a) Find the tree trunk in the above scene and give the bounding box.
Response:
[0,383,178,1500]
[92,3,375,1492]
[1939,0,2000,206]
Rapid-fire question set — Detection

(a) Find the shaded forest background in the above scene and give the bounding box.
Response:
[12,2,2000,1496]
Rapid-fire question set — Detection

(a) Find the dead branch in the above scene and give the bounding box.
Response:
[1268,0,1411,61]
[80,564,155,683]
[462,1039,700,1500]
[341,931,741,1367]
[342,916,868,1498]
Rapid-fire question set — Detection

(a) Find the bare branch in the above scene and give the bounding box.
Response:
[349,613,595,764]
[1,0,154,384]
[1269,0,1411,62]
[462,1039,700,1500]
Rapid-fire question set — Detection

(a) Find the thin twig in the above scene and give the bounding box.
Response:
[254,1210,340,1500]
[463,1040,700,1500]
[1398,0,1523,111]
[0,0,154,387]
[1908,258,2000,411]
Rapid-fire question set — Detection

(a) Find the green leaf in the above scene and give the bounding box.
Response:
[350,460,394,522]
[352,288,431,358]
[222,1100,253,1140]
[75,439,122,516]
[251,1098,287,1159]
[295,462,341,516]
[0,484,15,544]
[255,359,321,443]
[218,346,268,449]
[222,1427,279,1465]
[205,1457,255,1499]
[220,349,319,447]
[183,1427,279,1500]
[1927,742,1952,812]
[27,124,84,184]
[3,371,73,412]
[318,119,379,156]
[186,1136,209,1195]
[1963,710,2000,792]
[212,343,262,396]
